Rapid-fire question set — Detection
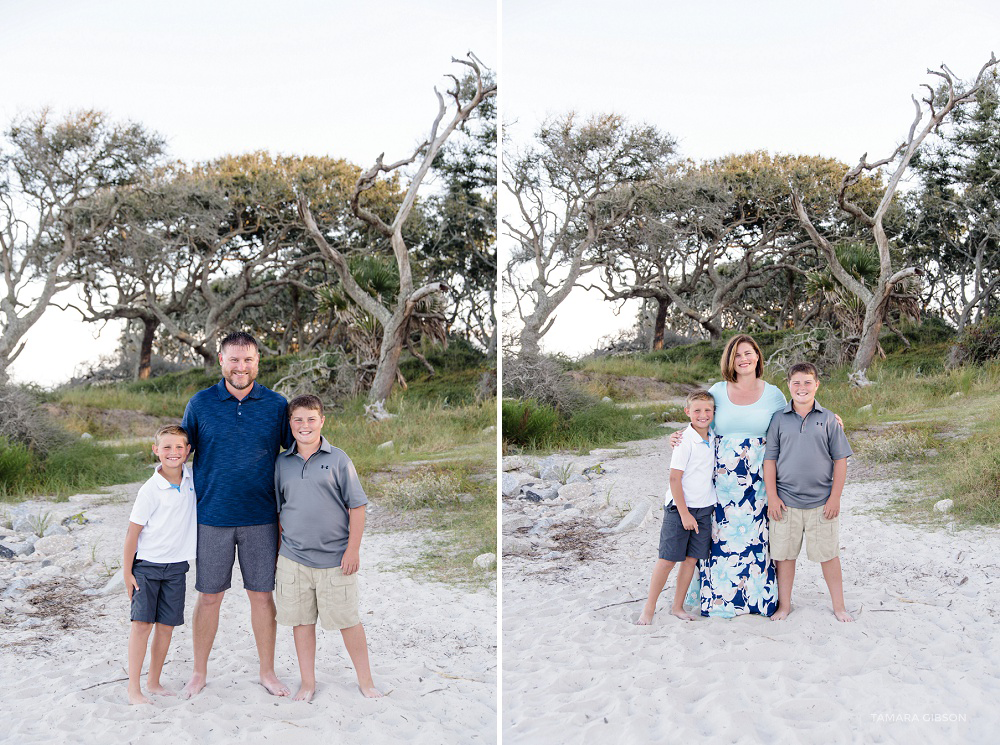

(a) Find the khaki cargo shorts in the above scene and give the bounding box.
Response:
[769,504,839,562]
[274,554,361,630]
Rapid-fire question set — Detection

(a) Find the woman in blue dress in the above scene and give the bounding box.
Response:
[673,334,785,617]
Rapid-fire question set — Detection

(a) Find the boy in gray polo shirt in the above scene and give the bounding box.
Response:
[764,363,853,622]
[274,394,382,701]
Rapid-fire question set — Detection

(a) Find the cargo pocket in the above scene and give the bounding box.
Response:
[328,571,357,604]
[276,568,296,599]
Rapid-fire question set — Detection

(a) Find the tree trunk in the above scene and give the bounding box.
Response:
[651,297,669,351]
[852,301,885,377]
[135,316,158,381]
[368,314,408,403]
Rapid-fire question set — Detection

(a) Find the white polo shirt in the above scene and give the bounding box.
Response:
[666,425,717,509]
[128,463,198,563]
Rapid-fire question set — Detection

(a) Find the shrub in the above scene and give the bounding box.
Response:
[502,355,594,413]
[375,469,464,509]
[0,385,71,456]
[501,399,561,449]
[952,317,1000,366]
[0,437,39,491]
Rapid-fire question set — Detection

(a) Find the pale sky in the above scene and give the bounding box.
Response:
[500,0,1000,356]
[2,0,496,386]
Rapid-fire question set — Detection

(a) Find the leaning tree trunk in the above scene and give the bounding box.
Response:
[368,314,408,403]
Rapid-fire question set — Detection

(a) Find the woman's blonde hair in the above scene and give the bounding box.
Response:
[720,334,763,382]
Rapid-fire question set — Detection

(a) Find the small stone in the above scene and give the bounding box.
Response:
[42,524,69,537]
[502,472,534,497]
[11,516,35,534]
[502,536,532,555]
[502,515,534,532]
[567,474,589,485]
[601,396,613,403]
[481,425,496,435]
[950,391,964,398]
[934,499,954,513]
[84,568,124,596]
[521,485,559,501]
[33,565,63,581]
[502,455,529,472]
[857,404,873,413]
[80,432,93,440]
[472,553,496,570]
[32,535,76,556]
[558,482,594,501]
[458,493,475,504]
[632,414,643,420]
[0,544,14,560]
[376,440,394,450]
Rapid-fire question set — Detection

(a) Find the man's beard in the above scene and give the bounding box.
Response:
[226,373,254,390]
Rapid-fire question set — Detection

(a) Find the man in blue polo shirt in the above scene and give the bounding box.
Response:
[179,332,293,699]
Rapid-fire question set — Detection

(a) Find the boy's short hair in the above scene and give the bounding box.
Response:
[685,390,715,407]
[288,394,324,418]
[219,331,259,355]
[787,362,820,380]
[720,334,764,382]
[154,424,188,445]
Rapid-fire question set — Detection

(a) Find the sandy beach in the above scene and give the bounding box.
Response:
[502,434,1000,744]
[0,485,497,745]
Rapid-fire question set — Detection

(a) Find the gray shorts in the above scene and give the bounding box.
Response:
[195,523,279,594]
[658,505,714,562]
[130,559,189,626]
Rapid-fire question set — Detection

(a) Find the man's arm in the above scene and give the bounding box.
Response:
[824,458,848,519]
[123,522,143,600]
[340,506,365,575]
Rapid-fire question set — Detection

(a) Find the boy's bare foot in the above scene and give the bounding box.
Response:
[146,683,176,697]
[834,609,854,622]
[635,607,655,625]
[359,685,384,699]
[260,672,291,697]
[293,684,315,702]
[770,605,791,621]
[670,608,694,621]
[127,689,151,705]
[179,673,206,700]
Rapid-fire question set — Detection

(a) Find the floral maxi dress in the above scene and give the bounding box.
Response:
[697,381,786,617]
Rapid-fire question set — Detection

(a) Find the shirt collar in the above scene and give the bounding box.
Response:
[214,378,262,401]
[684,424,714,444]
[152,462,192,490]
[783,399,826,415]
[283,435,333,457]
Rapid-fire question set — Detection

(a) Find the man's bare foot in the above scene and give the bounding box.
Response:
[293,684,315,702]
[179,673,206,700]
[260,672,290,697]
[636,607,655,625]
[670,607,694,621]
[127,689,151,705]
[359,684,384,699]
[770,606,791,621]
[834,609,854,622]
[146,683,176,697]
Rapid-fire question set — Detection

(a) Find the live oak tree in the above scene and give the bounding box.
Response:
[0,110,163,384]
[791,55,999,384]
[299,53,496,403]
[504,112,676,357]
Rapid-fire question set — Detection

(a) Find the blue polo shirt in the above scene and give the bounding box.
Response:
[181,380,292,527]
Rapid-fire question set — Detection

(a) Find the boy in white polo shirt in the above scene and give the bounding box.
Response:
[637,390,717,624]
[122,424,197,704]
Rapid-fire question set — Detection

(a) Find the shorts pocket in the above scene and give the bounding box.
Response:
[276,569,296,597]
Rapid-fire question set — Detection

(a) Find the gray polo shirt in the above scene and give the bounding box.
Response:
[763,400,852,509]
[274,437,368,569]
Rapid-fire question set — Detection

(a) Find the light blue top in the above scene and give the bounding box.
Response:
[708,381,787,438]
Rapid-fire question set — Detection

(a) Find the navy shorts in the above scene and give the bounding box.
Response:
[657,505,714,562]
[130,559,189,626]
[195,523,279,594]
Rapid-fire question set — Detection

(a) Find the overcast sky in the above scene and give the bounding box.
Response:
[500,0,1000,355]
[2,0,496,386]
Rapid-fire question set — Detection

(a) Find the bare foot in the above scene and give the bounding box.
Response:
[146,683,176,697]
[635,607,655,625]
[127,689,151,705]
[834,609,854,622]
[670,607,694,621]
[770,606,791,621]
[359,685,384,699]
[293,684,315,702]
[260,672,291,697]
[179,673,206,700]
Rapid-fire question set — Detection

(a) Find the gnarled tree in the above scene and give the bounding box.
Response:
[791,55,999,384]
[299,53,496,403]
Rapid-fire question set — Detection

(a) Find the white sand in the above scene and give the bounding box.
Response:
[0,487,496,744]
[502,434,1000,744]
